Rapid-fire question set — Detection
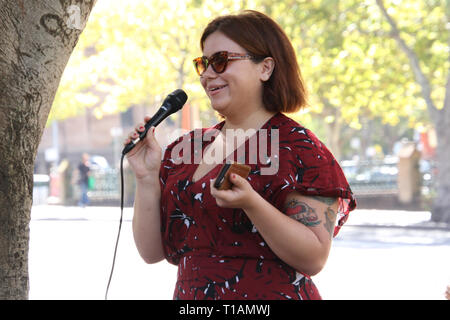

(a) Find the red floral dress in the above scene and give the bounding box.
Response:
[159,112,356,300]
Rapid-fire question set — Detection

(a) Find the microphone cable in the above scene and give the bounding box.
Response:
[103,89,187,299]
[104,153,125,300]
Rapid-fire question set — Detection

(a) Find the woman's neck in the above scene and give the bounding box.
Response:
[222,108,277,132]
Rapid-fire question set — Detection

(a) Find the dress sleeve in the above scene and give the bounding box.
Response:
[270,129,356,237]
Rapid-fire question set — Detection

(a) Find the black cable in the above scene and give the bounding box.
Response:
[105,153,125,300]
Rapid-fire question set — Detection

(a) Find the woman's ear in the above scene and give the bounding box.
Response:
[259,57,275,82]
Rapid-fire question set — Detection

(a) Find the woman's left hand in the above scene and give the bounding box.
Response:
[210,173,258,210]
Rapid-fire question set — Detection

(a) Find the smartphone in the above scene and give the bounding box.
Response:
[213,162,251,190]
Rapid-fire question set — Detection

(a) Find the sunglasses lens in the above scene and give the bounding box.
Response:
[193,57,206,76]
[193,52,229,75]
[210,52,228,73]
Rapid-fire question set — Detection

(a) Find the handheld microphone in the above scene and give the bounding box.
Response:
[122,89,188,155]
[106,88,187,299]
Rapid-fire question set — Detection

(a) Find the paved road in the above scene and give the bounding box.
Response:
[29,205,450,300]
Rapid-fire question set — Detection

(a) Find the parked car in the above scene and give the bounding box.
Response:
[340,158,398,194]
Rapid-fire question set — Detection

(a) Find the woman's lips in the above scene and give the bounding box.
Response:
[208,84,228,96]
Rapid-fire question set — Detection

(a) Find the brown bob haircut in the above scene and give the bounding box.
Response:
[200,10,308,113]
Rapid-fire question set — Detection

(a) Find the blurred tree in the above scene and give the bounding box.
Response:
[32,0,449,220]
[258,0,429,160]
[258,0,449,223]
[48,0,247,126]
[374,0,449,222]
[0,0,96,299]
[46,1,444,153]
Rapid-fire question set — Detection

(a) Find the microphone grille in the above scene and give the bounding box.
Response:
[170,89,188,110]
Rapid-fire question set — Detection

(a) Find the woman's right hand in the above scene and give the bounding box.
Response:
[124,116,162,182]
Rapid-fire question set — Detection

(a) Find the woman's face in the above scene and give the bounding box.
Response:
[200,32,265,116]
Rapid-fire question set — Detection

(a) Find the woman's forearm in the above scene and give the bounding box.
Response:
[242,192,330,276]
[132,176,165,264]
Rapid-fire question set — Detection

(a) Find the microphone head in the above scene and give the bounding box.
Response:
[165,89,188,112]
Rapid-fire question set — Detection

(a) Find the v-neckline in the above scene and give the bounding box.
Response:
[190,121,225,184]
[190,112,280,184]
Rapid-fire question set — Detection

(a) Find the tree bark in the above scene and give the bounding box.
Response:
[376,0,450,223]
[432,75,450,222]
[0,0,95,299]
[320,97,343,161]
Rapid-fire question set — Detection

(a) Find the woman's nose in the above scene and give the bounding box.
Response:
[200,67,217,87]
[201,63,217,78]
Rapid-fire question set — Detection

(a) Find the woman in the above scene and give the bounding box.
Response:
[125,10,356,300]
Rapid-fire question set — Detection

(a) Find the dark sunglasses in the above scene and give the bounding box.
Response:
[193,51,256,76]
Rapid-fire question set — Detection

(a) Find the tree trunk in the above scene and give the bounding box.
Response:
[320,97,343,161]
[326,109,343,161]
[431,85,450,223]
[0,0,95,300]
[376,0,450,223]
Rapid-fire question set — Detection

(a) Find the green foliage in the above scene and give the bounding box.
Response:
[48,0,448,159]
[49,0,246,123]
[259,0,446,158]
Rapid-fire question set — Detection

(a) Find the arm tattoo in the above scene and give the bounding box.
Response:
[324,207,336,238]
[311,196,337,206]
[285,199,321,227]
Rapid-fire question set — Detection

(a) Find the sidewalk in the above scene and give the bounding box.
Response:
[28,204,450,300]
[30,204,449,230]
[31,204,134,221]
[345,209,450,230]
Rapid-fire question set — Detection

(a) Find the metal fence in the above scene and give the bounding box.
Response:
[34,157,434,206]
[86,168,121,203]
[341,158,434,196]
[85,159,435,199]
[341,159,398,195]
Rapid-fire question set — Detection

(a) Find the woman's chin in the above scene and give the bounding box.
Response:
[210,101,228,114]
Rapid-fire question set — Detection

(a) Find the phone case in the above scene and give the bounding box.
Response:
[214,162,251,190]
